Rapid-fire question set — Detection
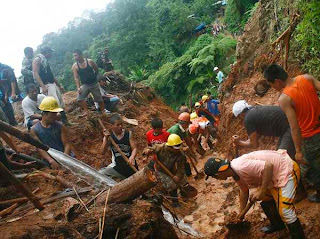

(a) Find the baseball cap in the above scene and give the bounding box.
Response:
[232,100,251,117]
[214,67,219,71]
[40,45,55,54]
[204,158,229,180]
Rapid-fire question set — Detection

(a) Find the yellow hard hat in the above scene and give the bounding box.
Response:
[202,95,209,102]
[166,134,183,148]
[190,112,198,120]
[39,97,63,112]
[195,102,201,108]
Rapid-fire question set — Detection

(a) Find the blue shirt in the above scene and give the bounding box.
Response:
[207,99,220,116]
[216,71,224,84]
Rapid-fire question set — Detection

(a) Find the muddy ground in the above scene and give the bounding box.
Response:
[1,79,320,239]
[1,1,320,236]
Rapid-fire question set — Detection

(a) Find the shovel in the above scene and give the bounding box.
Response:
[152,154,197,199]
[226,200,254,229]
[0,120,116,188]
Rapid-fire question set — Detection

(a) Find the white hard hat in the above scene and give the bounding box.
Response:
[214,67,219,71]
[232,100,251,117]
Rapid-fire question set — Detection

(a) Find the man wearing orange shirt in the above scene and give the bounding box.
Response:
[264,63,320,202]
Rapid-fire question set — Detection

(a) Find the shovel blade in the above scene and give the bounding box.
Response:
[180,185,198,199]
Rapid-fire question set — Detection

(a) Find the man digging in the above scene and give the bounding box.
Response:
[204,150,305,238]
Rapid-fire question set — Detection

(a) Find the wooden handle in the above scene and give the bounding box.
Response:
[152,154,177,181]
[98,119,107,130]
[0,120,49,151]
[98,119,137,173]
[239,200,254,221]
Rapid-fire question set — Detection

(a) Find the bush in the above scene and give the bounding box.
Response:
[294,0,320,78]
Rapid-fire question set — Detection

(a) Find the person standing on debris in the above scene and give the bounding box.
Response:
[0,63,20,126]
[204,150,305,238]
[30,97,73,169]
[96,46,113,72]
[146,118,170,146]
[264,63,320,203]
[94,76,120,113]
[179,102,190,113]
[214,66,225,92]
[143,134,187,207]
[22,83,46,130]
[33,46,70,126]
[21,47,35,86]
[72,49,106,117]
[100,114,138,180]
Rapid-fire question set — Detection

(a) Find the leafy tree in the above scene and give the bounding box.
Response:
[294,0,320,79]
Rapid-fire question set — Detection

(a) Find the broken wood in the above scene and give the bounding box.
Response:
[0,188,40,206]
[0,161,44,211]
[99,189,110,239]
[97,167,157,205]
[26,171,76,189]
[271,13,300,70]
[0,188,92,224]
[0,188,39,217]
[5,148,50,167]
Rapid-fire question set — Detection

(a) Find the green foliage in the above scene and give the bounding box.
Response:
[128,68,149,82]
[37,0,250,107]
[294,0,320,78]
[149,34,236,107]
[225,0,258,33]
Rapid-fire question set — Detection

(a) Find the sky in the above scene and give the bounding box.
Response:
[0,0,110,77]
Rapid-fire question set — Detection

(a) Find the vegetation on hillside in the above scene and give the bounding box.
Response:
[38,0,256,105]
[294,0,320,78]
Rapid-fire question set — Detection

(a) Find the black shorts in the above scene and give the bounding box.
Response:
[277,129,295,160]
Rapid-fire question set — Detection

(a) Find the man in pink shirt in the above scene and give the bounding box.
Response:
[204,150,305,239]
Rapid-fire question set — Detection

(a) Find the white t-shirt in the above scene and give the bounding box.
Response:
[22,94,46,126]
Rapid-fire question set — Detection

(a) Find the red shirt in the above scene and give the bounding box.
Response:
[146,129,170,146]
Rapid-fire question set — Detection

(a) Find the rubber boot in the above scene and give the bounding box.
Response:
[260,201,285,234]
[287,218,305,239]
[170,189,180,208]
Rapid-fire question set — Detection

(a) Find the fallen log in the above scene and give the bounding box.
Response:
[97,167,157,205]
[5,148,50,167]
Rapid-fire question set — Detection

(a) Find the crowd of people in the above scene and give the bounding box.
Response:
[0,43,319,239]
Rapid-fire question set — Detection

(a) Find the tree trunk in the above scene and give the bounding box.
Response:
[97,167,157,204]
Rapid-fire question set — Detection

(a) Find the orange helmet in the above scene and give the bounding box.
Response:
[189,123,199,135]
[178,112,190,122]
